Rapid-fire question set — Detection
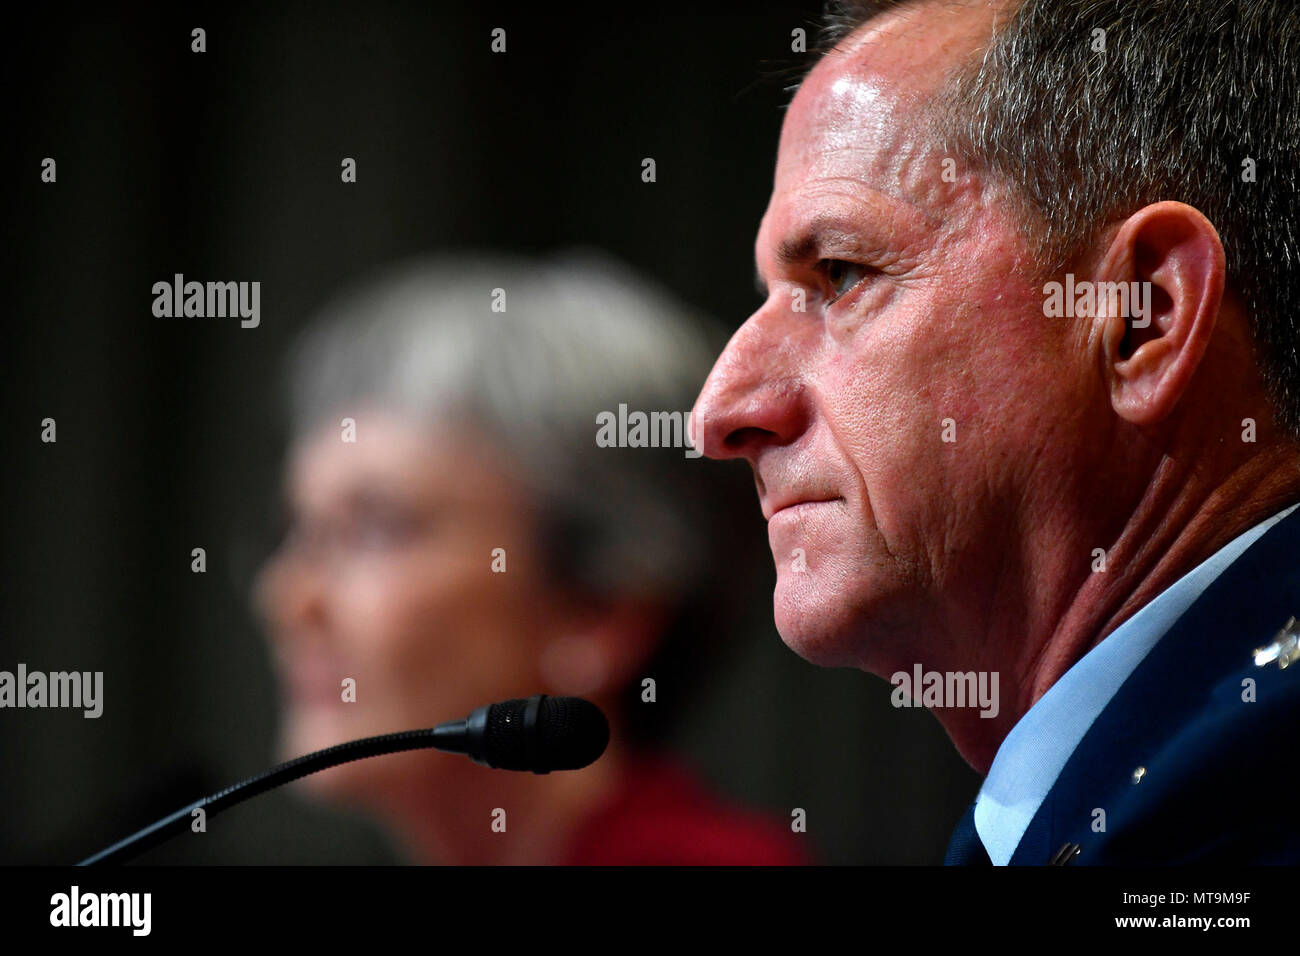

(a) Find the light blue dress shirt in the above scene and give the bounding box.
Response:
[973,501,1300,865]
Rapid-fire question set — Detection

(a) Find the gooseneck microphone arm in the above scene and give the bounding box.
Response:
[77,694,609,866]
[78,726,447,866]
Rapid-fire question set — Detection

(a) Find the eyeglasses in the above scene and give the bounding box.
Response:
[270,505,438,567]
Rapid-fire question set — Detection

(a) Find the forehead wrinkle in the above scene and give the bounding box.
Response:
[782,2,1009,228]
[782,95,946,230]
[776,173,942,264]
[802,168,945,230]
[779,189,924,260]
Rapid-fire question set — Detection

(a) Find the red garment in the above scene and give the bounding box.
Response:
[560,753,811,866]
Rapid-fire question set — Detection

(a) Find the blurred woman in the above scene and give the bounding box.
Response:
[254,251,807,865]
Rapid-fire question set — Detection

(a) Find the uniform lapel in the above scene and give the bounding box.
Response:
[1009,504,1300,864]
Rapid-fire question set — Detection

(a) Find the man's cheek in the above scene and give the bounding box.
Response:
[852,411,939,496]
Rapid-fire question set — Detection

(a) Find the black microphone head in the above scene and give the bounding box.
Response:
[484,696,609,773]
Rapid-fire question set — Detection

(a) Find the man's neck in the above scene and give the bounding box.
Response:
[1038,443,1300,698]
[948,439,1300,774]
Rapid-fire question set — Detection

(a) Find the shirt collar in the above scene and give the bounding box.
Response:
[972,501,1300,865]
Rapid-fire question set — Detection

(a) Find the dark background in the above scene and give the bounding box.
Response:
[4,0,978,865]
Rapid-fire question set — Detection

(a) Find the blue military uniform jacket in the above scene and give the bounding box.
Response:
[953,503,1300,865]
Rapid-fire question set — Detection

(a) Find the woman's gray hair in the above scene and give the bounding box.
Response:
[285,248,732,602]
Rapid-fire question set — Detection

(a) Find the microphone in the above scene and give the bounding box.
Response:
[431,695,610,772]
[78,694,608,865]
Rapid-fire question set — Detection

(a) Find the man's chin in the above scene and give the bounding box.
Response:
[773,577,862,668]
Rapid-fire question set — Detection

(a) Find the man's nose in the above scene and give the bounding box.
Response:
[691,306,809,462]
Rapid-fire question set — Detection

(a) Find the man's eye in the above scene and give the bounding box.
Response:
[821,259,870,301]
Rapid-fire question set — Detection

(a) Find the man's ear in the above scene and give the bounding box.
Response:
[1094,201,1226,426]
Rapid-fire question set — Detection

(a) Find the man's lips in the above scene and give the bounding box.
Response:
[764,496,843,521]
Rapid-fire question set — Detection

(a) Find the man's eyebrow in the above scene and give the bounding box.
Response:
[775,229,823,268]
[754,215,875,294]
[777,216,865,266]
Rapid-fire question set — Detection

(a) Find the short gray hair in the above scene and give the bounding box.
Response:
[819,0,1300,440]
[285,249,729,602]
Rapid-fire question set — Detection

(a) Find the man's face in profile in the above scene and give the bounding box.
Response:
[695,4,1093,677]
